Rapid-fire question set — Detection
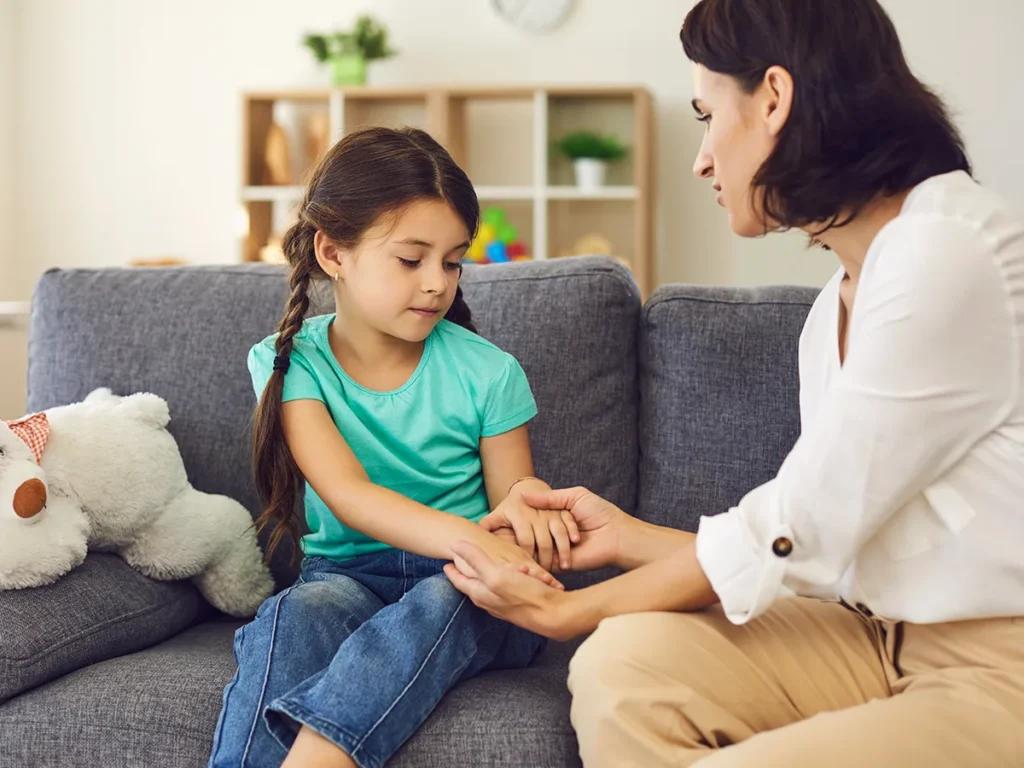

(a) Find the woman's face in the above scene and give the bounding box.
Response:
[691,65,789,238]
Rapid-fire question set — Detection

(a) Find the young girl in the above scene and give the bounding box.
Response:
[209,126,579,768]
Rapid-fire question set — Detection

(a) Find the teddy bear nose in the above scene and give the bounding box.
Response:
[13,478,47,519]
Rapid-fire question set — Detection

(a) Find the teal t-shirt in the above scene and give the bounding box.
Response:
[248,315,538,562]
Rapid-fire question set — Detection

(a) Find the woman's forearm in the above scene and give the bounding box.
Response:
[616,518,696,570]
[321,480,485,560]
[557,539,718,639]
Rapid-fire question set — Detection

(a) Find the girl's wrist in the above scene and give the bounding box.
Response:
[466,519,511,549]
[507,476,549,497]
[450,517,488,551]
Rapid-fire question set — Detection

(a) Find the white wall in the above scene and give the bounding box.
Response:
[0,0,27,420]
[0,0,16,299]
[882,0,1024,208]
[7,0,1024,299]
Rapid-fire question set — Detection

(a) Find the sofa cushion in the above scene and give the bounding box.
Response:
[0,619,236,767]
[636,285,818,533]
[28,256,640,590]
[0,553,202,704]
[0,618,582,768]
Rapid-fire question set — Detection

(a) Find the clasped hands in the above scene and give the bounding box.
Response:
[449,482,623,586]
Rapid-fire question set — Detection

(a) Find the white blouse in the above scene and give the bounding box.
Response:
[696,170,1024,625]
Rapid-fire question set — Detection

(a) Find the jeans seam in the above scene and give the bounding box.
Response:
[208,626,248,762]
[401,550,409,596]
[239,578,304,766]
[351,595,469,760]
[442,623,501,692]
[208,672,239,762]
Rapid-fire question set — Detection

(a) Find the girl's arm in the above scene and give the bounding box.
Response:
[281,399,559,585]
[479,425,551,507]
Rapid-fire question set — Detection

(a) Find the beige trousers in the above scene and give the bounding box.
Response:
[568,598,1024,767]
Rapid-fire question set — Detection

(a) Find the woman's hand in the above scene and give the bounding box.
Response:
[444,540,585,641]
[448,535,719,642]
[459,526,565,591]
[518,487,630,572]
[479,492,580,572]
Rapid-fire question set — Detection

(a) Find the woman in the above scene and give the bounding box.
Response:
[444,0,1024,765]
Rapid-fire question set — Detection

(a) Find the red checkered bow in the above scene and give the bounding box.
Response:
[3,412,50,464]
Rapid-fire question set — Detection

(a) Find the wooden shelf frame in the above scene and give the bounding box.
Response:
[240,85,655,294]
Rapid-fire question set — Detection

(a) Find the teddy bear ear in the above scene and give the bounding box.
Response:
[2,412,50,464]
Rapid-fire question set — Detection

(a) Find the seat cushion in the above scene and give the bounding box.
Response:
[636,285,818,532]
[0,553,202,704]
[27,256,641,589]
[0,619,582,767]
[0,620,237,767]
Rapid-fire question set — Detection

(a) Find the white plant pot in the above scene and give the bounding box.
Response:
[573,158,608,190]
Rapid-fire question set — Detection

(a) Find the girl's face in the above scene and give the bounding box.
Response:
[691,65,790,238]
[337,200,471,343]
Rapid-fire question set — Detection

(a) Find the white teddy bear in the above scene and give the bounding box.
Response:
[0,388,274,617]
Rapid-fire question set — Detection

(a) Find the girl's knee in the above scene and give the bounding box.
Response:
[405,574,468,615]
[236,578,382,662]
[281,578,380,624]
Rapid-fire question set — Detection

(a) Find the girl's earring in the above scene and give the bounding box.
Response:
[333,272,340,284]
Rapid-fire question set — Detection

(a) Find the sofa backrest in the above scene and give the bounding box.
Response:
[27,256,641,587]
[636,285,819,533]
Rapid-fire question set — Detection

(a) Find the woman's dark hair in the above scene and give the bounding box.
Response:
[681,0,972,234]
[253,126,480,563]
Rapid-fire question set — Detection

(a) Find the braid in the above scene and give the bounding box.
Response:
[276,226,315,356]
[251,219,317,565]
[444,283,478,335]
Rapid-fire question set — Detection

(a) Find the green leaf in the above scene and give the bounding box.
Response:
[555,131,628,161]
[302,16,397,65]
[302,34,329,63]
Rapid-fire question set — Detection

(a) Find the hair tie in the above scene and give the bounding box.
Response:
[273,355,291,373]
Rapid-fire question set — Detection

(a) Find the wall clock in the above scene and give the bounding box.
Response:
[491,0,576,35]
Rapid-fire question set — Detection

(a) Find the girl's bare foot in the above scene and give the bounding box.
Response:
[281,725,357,768]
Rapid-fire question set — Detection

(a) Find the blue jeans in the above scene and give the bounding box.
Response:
[208,551,546,768]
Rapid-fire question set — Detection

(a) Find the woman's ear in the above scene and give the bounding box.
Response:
[314,230,344,281]
[762,65,794,138]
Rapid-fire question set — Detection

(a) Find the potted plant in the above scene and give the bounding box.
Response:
[556,131,628,190]
[303,15,396,86]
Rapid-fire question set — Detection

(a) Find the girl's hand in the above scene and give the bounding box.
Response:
[457,526,565,591]
[518,487,628,572]
[479,493,581,573]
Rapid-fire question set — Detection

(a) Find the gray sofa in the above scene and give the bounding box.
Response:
[0,256,817,767]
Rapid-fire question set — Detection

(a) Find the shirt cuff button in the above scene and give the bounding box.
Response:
[771,537,793,558]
